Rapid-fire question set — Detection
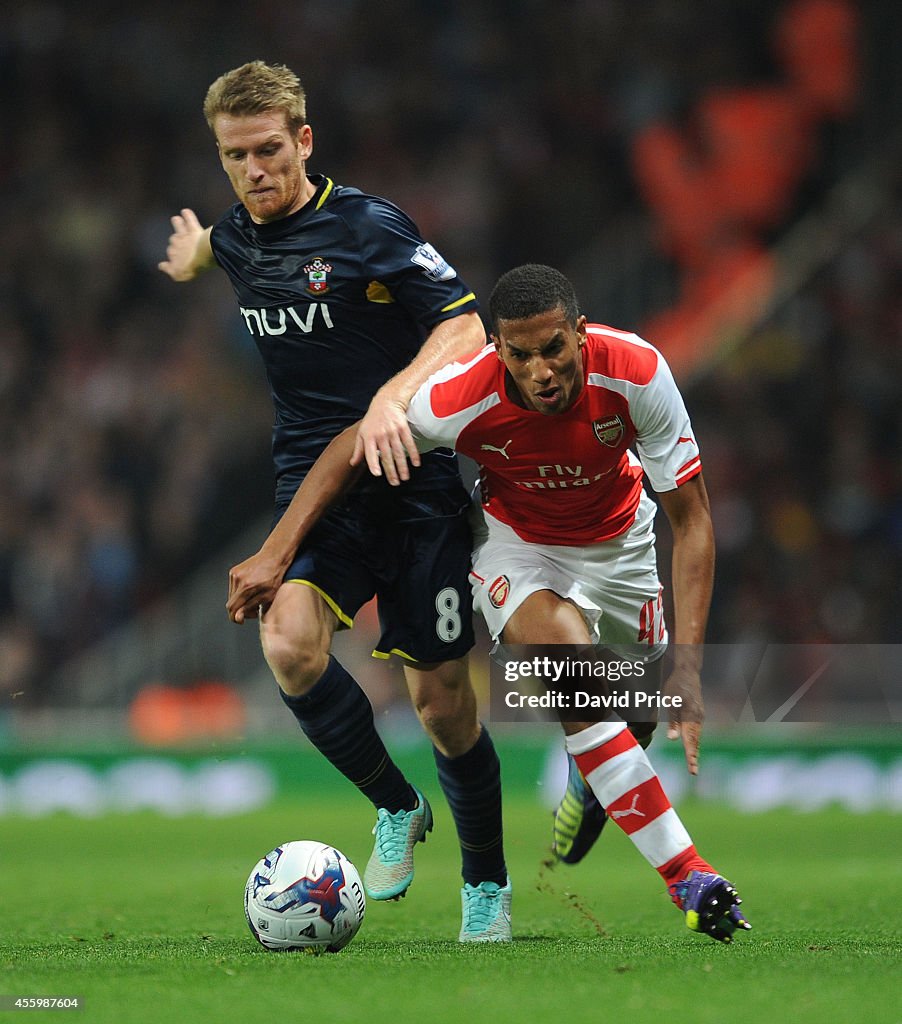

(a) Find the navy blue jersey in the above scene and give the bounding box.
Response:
[210,174,479,504]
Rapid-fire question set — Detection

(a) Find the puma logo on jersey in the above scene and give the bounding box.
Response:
[480,439,513,460]
[610,794,645,820]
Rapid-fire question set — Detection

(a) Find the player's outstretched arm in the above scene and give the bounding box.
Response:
[158,209,215,282]
[226,425,363,623]
[352,310,484,483]
[657,473,715,776]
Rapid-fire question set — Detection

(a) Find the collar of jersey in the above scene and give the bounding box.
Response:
[246,175,334,237]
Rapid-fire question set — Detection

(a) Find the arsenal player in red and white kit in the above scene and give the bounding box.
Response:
[408,307,701,548]
[406,296,704,663]
[232,264,751,943]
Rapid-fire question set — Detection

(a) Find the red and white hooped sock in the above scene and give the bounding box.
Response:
[565,721,713,890]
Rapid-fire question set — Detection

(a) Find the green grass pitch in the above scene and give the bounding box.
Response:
[2,795,899,1024]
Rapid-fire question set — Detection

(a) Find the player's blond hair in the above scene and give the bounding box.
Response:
[204,61,307,136]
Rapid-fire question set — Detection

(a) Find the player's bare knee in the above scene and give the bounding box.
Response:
[260,585,336,696]
[416,696,479,756]
[261,625,328,696]
[404,658,478,754]
[417,703,457,747]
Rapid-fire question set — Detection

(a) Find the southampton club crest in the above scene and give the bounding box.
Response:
[592,414,625,447]
[304,257,333,295]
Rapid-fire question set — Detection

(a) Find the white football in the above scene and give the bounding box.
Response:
[244,840,365,953]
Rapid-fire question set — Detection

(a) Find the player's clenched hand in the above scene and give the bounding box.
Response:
[158,209,211,282]
[664,662,704,776]
[227,551,288,624]
[351,389,420,485]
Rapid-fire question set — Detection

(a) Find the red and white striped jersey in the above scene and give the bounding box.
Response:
[406,324,701,546]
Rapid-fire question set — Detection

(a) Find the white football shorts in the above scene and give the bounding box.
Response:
[469,491,667,659]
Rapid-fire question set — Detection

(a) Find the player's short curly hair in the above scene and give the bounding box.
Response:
[204,61,307,136]
[488,264,580,332]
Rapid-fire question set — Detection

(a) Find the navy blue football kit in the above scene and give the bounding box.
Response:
[211,174,478,661]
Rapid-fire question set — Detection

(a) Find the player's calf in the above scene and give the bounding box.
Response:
[552,722,656,865]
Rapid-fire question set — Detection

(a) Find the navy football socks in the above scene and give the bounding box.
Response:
[279,656,416,814]
[433,726,507,887]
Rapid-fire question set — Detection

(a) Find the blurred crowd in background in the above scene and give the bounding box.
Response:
[670,207,902,646]
[1,0,900,709]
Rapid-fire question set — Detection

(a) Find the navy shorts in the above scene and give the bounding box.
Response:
[277,486,475,664]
